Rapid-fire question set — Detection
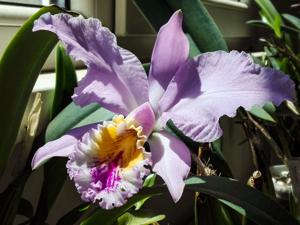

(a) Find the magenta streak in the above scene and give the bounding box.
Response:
[91,154,123,191]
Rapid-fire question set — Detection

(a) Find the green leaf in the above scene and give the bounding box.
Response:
[186,176,299,225]
[80,188,163,225]
[51,45,77,119]
[254,0,282,38]
[134,174,157,210]
[132,0,201,56]
[247,20,299,36]
[0,5,73,176]
[143,174,156,188]
[181,0,228,52]
[45,102,113,142]
[249,105,276,123]
[116,210,165,225]
[282,14,300,30]
[218,199,245,216]
[263,102,276,113]
[247,20,273,29]
[274,15,283,38]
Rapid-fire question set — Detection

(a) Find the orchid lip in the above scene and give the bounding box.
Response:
[67,115,152,209]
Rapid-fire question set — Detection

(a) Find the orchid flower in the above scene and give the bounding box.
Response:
[31,11,295,209]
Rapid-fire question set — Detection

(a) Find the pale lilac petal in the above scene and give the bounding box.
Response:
[148,131,191,202]
[31,135,76,170]
[161,111,223,143]
[31,124,97,169]
[126,102,156,136]
[118,47,149,106]
[33,13,148,114]
[159,51,295,142]
[72,66,136,115]
[157,60,200,113]
[148,10,189,109]
[33,13,120,68]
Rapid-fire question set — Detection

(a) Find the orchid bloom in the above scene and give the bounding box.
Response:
[31,11,294,209]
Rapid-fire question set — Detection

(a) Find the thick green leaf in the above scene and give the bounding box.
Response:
[132,0,201,56]
[282,14,300,30]
[169,0,228,52]
[51,45,77,119]
[80,188,162,225]
[0,5,72,176]
[45,102,113,142]
[116,210,165,225]
[186,176,299,225]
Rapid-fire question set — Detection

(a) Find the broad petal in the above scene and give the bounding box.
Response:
[159,51,295,142]
[72,66,137,115]
[148,10,189,109]
[34,13,148,114]
[31,124,97,169]
[161,111,223,143]
[126,102,156,137]
[33,13,120,68]
[148,131,191,202]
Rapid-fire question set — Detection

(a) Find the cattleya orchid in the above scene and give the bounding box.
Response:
[31,11,294,209]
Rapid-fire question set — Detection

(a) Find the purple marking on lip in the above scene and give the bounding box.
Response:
[91,160,121,191]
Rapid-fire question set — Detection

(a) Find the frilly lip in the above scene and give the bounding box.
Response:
[66,116,152,209]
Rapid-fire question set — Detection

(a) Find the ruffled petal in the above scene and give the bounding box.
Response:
[148,10,189,109]
[31,124,97,169]
[67,122,151,209]
[33,13,120,68]
[33,13,148,114]
[159,51,295,142]
[126,102,156,137]
[148,131,191,202]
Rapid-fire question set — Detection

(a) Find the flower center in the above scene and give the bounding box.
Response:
[95,115,146,170]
